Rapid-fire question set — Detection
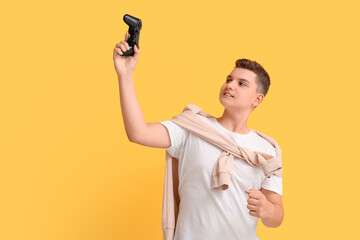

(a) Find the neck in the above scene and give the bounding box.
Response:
[216,108,251,134]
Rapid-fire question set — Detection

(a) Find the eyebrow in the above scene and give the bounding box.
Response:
[227,75,250,84]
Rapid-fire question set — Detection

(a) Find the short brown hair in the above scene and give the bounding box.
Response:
[235,58,271,97]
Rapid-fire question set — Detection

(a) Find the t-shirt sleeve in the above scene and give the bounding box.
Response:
[158,120,189,159]
[261,145,283,195]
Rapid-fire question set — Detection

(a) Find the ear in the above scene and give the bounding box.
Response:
[253,93,264,107]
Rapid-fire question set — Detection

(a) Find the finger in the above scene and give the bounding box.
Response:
[114,47,123,55]
[247,204,257,211]
[247,198,259,205]
[116,42,127,49]
[249,210,258,217]
[116,43,127,53]
[133,44,140,53]
[132,44,140,60]
[245,190,254,198]
[125,31,129,41]
[247,190,261,200]
[120,40,130,50]
[253,191,265,200]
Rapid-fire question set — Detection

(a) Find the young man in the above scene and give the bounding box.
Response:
[113,31,284,240]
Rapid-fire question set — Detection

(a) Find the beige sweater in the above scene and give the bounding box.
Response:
[161,104,283,240]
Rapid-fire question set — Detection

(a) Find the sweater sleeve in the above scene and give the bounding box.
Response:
[159,120,189,159]
[260,145,283,195]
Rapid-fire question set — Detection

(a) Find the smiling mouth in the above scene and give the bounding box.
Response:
[224,93,234,98]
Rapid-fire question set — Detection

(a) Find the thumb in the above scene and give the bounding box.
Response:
[132,44,140,59]
[133,44,140,54]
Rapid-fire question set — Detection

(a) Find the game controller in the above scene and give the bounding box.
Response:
[122,14,142,56]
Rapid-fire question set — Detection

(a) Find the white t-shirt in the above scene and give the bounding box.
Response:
[159,115,283,240]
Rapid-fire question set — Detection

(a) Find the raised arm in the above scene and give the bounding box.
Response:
[113,31,171,148]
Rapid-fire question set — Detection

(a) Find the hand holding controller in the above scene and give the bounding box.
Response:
[113,14,142,77]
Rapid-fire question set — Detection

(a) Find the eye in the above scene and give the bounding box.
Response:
[226,78,246,86]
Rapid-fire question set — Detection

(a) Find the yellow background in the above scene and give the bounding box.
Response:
[1,0,359,239]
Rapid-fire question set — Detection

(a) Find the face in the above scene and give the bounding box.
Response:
[219,67,264,112]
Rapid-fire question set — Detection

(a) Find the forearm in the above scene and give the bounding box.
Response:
[261,203,284,228]
[118,73,147,141]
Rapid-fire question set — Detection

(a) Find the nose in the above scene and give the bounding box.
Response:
[227,80,236,90]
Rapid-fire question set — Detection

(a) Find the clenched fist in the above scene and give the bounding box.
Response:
[245,189,275,219]
[113,31,140,77]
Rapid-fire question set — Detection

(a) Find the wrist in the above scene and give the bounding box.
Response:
[118,72,134,81]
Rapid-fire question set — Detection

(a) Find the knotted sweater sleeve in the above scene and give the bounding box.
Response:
[260,145,283,195]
